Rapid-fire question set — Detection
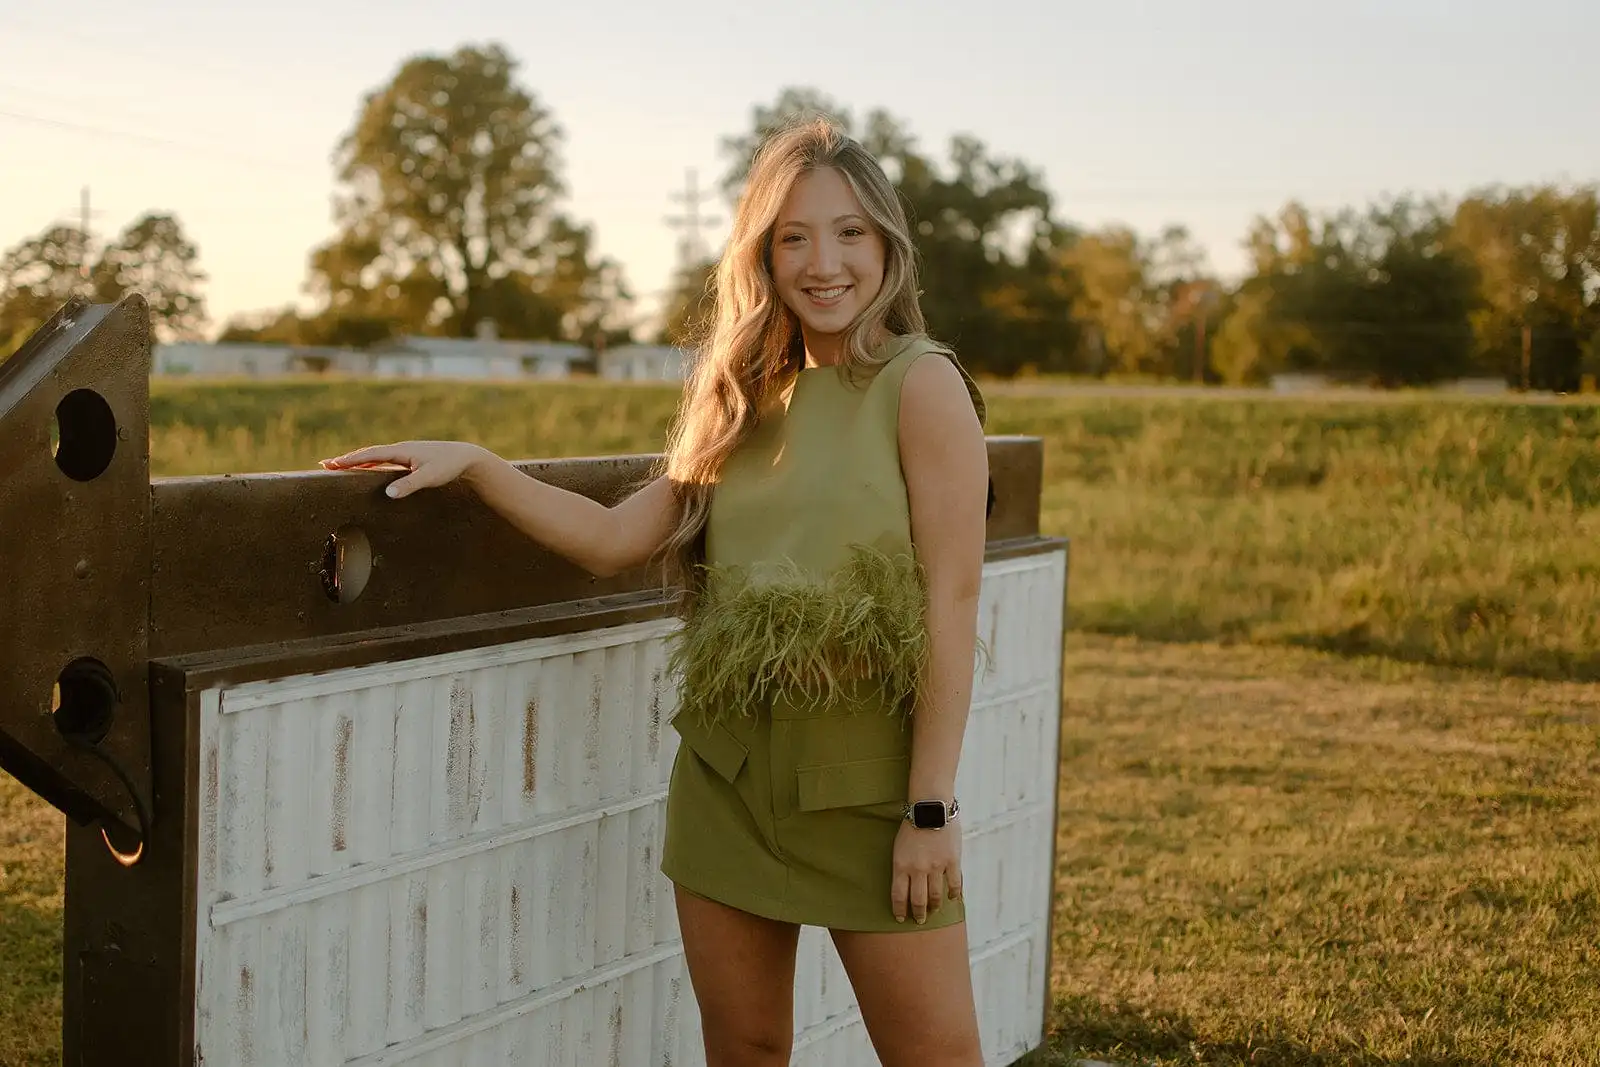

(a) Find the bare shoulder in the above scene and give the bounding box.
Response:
[898,352,984,444]
[896,351,988,559]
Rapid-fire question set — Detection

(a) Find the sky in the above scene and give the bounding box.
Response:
[1,0,1596,338]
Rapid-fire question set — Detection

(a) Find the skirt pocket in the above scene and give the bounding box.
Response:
[671,714,750,784]
[796,754,909,812]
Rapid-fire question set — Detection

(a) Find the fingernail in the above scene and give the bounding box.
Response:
[385,484,399,498]
[916,917,925,925]
[896,916,904,924]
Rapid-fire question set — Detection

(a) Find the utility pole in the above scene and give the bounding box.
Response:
[665,168,720,271]
[1522,321,1532,392]
[67,185,105,292]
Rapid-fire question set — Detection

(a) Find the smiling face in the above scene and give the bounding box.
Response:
[768,166,887,365]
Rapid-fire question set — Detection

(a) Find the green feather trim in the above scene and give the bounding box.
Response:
[669,544,937,724]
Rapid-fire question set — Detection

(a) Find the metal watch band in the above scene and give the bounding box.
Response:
[903,797,960,828]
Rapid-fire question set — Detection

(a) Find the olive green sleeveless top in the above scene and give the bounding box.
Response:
[669,334,986,724]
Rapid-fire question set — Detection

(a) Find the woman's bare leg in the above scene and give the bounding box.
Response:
[676,886,802,1067]
[830,922,983,1067]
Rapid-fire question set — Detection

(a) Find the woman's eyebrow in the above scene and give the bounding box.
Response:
[778,213,869,229]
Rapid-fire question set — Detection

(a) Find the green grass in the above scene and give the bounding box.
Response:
[149,378,1600,680]
[0,760,64,1067]
[1022,634,1600,1067]
[1011,395,1600,682]
[3,380,1596,1064]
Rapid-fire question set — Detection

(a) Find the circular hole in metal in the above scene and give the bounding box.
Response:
[53,389,118,481]
[319,525,372,604]
[53,658,118,746]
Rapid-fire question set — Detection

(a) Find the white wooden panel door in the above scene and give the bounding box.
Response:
[192,549,1065,1066]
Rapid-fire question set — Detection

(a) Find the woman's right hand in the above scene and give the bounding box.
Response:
[320,440,495,500]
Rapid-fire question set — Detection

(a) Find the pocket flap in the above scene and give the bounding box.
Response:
[796,755,909,812]
[672,715,749,784]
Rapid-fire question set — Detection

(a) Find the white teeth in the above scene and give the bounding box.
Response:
[808,286,848,299]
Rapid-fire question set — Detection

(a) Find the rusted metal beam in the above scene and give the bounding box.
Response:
[1,294,153,848]
[145,436,1048,661]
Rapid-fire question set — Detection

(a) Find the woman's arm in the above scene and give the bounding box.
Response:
[466,456,681,579]
[899,355,989,805]
[321,442,682,579]
[891,354,989,923]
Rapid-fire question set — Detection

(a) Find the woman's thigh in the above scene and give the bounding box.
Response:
[830,922,983,1067]
[675,885,802,1067]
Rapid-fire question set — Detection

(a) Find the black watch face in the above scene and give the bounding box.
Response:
[912,801,947,829]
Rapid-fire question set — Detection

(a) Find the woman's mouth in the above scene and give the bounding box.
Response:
[803,285,851,306]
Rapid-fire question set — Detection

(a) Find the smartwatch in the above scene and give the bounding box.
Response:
[903,797,959,830]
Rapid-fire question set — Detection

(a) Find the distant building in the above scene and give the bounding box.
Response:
[151,342,371,377]
[287,346,375,376]
[369,335,589,380]
[1439,377,1510,395]
[153,342,294,377]
[597,343,690,382]
[1269,372,1331,394]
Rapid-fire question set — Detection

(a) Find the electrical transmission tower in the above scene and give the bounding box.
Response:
[665,168,721,271]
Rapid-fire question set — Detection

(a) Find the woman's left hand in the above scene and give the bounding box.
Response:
[891,819,963,925]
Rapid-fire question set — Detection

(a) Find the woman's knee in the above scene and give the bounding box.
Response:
[701,1019,793,1067]
[675,887,800,1066]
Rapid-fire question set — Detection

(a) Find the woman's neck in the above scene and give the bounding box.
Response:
[800,325,888,369]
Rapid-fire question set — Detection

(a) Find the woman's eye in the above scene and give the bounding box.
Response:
[841,227,865,238]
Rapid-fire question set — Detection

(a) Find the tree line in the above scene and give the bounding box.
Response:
[2,43,1595,388]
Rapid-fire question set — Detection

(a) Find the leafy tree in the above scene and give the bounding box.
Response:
[1230,197,1478,385]
[306,42,631,343]
[0,212,206,358]
[216,306,305,345]
[0,225,84,356]
[1057,225,1157,374]
[1055,223,1217,378]
[1451,184,1599,390]
[216,306,397,349]
[92,213,208,340]
[1211,283,1315,383]
[657,257,717,346]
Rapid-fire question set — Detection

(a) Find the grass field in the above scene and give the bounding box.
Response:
[3,379,1598,1065]
[147,377,1600,680]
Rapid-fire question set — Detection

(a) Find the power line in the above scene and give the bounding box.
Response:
[0,78,178,135]
[0,106,313,177]
[664,168,720,271]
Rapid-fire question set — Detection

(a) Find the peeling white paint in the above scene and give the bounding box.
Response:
[193,551,1066,1065]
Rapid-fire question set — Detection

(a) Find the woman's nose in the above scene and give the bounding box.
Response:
[807,237,842,277]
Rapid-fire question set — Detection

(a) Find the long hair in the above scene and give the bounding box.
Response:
[653,116,933,602]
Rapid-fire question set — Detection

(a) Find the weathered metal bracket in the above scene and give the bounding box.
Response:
[0,294,153,852]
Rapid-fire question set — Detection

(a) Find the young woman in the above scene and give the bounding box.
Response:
[320,117,992,1067]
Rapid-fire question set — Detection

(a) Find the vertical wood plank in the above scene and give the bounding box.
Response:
[460,849,499,1020]
[471,664,507,836]
[423,861,464,1031]
[599,643,635,802]
[594,811,629,967]
[304,894,349,1065]
[385,871,428,1047]
[344,881,389,1060]
[390,677,435,856]
[219,707,267,900]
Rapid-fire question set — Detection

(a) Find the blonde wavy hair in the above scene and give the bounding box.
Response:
[652,116,936,599]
